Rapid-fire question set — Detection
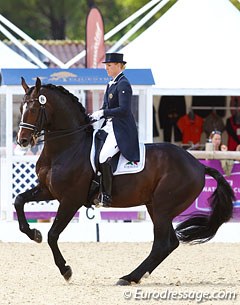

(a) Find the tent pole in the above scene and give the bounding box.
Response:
[108,0,169,53]
[104,0,162,40]
[63,50,86,69]
[64,0,162,68]
[0,14,65,68]
[0,24,47,68]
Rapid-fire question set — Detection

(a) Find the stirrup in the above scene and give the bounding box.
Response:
[94,193,112,208]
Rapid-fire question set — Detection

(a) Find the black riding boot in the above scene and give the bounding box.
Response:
[95,158,113,207]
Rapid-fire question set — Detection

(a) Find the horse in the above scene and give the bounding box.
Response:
[15,77,235,285]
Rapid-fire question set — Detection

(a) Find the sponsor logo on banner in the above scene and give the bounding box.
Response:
[175,161,240,221]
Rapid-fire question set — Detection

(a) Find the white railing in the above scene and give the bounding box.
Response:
[188,150,240,161]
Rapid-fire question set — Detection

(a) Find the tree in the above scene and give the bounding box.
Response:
[0,0,175,40]
[0,0,89,39]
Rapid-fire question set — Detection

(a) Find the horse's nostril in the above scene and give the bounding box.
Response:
[19,138,29,147]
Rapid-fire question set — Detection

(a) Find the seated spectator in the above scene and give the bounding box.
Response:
[207,130,235,176]
[207,130,228,151]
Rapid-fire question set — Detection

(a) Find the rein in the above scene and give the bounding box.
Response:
[36,123,93,145]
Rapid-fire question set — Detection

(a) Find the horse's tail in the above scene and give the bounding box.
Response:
[175,166,235,244]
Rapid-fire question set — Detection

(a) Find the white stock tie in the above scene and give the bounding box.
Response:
[108,80,116,87]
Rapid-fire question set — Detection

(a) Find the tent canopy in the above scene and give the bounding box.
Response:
[120,0,240,95]
[0,41,37,69]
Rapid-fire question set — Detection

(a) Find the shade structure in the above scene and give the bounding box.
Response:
[120,0,240,95]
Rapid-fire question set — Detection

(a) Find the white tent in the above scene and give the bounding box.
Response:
[0,41,37,68]
[120,0,240,95]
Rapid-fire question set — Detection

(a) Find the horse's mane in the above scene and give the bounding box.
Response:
[28,83,90,123]
[46,84,89,122]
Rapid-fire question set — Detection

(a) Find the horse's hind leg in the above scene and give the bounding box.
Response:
[117,217,179,285]
[14,186,54,242]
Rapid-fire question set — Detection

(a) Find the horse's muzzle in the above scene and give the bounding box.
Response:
[18,137,30,148]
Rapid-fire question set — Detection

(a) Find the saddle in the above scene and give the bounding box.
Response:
[86,129,146,207]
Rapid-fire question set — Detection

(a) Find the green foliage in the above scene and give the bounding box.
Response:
[0,0,176,41]
[0,0,88,39]
[229,0,240,10]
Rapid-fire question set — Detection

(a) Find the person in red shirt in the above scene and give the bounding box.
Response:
[226,113,240,150]
[177,110,203,144]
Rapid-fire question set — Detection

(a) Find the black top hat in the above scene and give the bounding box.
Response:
[102,53,127,64]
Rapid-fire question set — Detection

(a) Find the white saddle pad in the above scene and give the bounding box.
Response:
[90,130,146,176]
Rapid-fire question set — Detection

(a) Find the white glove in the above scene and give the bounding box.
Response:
[90,110,104,121]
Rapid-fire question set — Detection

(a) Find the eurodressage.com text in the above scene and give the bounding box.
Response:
[123,289,237,303]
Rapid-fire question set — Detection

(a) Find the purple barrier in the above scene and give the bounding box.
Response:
[13,211,141,222]
[175,160,240,222]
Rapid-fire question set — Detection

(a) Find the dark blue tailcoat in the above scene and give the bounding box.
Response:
[101,73,140,162]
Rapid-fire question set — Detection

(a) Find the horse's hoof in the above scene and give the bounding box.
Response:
[63,266,72,282]
[116,278,131,286]
[34,229,42,243]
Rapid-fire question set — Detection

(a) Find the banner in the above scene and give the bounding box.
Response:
[85,6,105,68]
[85,6,105,113]
[175,160,240,222]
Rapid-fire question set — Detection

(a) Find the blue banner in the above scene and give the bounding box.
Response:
[1,68,155,86]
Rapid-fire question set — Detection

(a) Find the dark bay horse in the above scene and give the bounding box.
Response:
[15,77,235,285]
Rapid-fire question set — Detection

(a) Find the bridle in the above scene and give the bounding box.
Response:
[19,96,48,143]
[19,94,94,145]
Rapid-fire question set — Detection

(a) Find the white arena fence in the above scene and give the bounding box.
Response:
[0,153,148,223]
[0,150,240,242]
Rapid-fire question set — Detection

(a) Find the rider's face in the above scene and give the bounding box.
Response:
[105,63,122,78]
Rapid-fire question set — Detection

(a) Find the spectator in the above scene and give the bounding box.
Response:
[208,130,227,151]
[207,130,235,176]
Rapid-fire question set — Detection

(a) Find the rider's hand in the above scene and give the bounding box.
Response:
[90,110,104,121]
[221,144,228,151]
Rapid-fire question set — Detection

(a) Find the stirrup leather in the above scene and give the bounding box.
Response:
[94,193,112,208]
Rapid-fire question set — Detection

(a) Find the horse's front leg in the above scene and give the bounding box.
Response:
[47,202,80,281]
[14,185,54,242]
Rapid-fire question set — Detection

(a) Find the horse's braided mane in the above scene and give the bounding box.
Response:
[44,83,87,115]
[28,83,90,123]
[38,84,90,123]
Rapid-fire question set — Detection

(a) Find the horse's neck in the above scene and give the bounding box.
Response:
[43,129,92,158]
[51,112,84,130]
[50,96,86,130]
[37,132,93,180]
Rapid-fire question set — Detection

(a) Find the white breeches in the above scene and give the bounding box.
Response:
[99,121,119,163]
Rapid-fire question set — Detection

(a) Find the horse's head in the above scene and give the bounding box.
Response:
[17,77,48,147]
[17,77,91,148]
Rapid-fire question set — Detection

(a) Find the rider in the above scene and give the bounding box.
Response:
[90,52,140,207]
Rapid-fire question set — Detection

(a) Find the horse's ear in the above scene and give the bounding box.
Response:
[35,77,41,92]
[21,77,29,93]
[33,77,42,95]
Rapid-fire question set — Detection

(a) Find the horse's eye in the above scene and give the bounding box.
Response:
[30,108,37,114]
